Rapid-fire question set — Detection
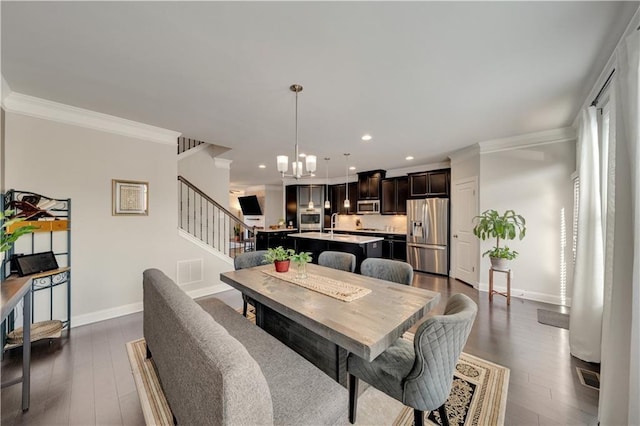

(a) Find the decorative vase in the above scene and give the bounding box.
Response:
[296,262,308,279]
[490,257,510,271]
[274,260,290,273]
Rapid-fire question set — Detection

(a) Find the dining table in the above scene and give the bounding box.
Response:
[220,263,440,386]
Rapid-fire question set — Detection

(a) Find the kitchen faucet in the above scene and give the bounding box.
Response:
[330,213,338,235]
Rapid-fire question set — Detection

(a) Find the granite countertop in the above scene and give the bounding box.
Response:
[288,232,384,244]
[256,228,298,233]
[332,228,406,236]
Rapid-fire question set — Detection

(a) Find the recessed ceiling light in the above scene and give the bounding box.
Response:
[299,153,306,158]
[406,156,414,161]
[349,166,356,170]
[361,134,372,141]
[259,164,266,169]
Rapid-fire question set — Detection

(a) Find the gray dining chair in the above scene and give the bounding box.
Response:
[233,250,268,317]
[318,251,357,273]
[347,293,478,426]
[360,258,414,285]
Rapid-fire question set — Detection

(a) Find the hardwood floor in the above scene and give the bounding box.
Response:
[1,273,599,425]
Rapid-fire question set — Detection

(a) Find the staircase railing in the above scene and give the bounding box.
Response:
[177,176,256,260]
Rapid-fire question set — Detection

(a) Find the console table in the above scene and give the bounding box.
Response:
[1,274,32,411]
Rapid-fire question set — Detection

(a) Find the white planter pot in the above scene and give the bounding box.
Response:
[490,257,511,271]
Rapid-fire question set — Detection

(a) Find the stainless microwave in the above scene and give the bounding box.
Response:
[357,200,380,215]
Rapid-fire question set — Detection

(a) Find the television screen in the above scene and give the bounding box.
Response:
[238,195,262,216]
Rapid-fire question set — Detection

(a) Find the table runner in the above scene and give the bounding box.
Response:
[262,269,371,302]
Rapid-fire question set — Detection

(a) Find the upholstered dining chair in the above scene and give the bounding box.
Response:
[347,293,478,426]
[318,251,357,273]
[360,258,414,285]
[233,250,268,317]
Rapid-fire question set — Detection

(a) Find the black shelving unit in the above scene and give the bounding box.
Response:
[1,189,71,351]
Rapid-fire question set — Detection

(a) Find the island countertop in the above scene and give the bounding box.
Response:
[288,232,384,245]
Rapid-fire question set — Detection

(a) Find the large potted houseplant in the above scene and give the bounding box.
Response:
[291,251,312,279]
[472,209,526,270]
[1,209,38,263]
[264,246,295,272]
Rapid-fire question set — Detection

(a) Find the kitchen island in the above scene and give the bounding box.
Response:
[288,232,383,273]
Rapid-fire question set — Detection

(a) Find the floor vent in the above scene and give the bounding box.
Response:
[576,367,600,390]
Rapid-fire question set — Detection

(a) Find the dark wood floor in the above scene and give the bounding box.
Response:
[1,273,599,425]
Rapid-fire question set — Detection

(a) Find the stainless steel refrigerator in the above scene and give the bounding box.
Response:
[407,198,449,275]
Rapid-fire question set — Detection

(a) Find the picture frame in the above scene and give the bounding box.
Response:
[112,179,149,216]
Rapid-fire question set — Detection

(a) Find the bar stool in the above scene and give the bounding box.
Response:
[489,267,512,305]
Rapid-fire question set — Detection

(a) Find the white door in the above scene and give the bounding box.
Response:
[452,177,478,285]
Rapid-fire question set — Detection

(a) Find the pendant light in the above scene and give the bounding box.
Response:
[344,153,351,209]
[276,84,317,179]
[324,158,331,209]
[308,182,314,209]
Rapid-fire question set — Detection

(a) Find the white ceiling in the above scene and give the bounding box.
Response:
[2,2,637,187]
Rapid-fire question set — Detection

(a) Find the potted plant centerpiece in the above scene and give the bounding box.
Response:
[472,209,526,270]
[291,251,312,279]
[1,209,38,263]
[264,246,295,273]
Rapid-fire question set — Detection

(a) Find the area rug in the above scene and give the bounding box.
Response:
[127,311,509,426]
[537,308,570,330]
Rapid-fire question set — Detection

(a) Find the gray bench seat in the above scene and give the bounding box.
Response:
[197,297,347,425]
[143,268,347,426]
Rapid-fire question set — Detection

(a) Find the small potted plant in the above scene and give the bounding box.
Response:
[1,209,38,263]
[472,209,526,270]
[233,224,241,242]
[264,246,295,272]
[291,251,312,279]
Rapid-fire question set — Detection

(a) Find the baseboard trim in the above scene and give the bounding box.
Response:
[477,282,571,306]
[70,283,231,328]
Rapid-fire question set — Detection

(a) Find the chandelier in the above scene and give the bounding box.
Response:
[276,84,317,179]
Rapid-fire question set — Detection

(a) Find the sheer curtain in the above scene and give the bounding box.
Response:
[569,107,604,362]
[598,28,639,425]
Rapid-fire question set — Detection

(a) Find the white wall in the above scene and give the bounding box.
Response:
[479,141,576,305]
[178,145,230,209]
[4,112,233,326]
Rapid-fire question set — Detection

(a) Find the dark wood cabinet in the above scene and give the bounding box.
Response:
[286,185,298,227]
[408,169,450,198]
[381,176,409,215]
[256,231,296,251]
[330,182,357,215]
[298,185,323,207]
[357,170,386,200]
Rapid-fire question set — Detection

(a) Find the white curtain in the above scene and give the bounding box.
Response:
[569,107,604,362]
[598,28,640,426]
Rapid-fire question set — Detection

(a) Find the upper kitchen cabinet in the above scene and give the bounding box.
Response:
[285,185,298,227]
[297,185,323,207]
[357,170,386,200]
[381,176,409,215]
[408,169,450,198]
[331,182,358,215]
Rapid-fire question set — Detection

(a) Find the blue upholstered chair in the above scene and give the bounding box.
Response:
[233,250,268,317]
[347,293,478,426]
[360,258,414,285]
[318,251,357,273]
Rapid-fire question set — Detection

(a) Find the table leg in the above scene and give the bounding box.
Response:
[22,290,31,412]
[489,269,494,303]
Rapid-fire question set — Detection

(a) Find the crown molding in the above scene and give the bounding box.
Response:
[478,127,576,154]
[2,92,181,145]
[449,144,480,164]
[385,161,451,178]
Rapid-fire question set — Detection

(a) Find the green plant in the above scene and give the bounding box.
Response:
[233,224,241,236]
[291,251,312,265]
[264,246,295,263]
[1,209,38,253]
[472,209,526,259]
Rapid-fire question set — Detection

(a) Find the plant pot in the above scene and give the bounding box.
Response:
[490,257,511,271]
[274,260,290,273]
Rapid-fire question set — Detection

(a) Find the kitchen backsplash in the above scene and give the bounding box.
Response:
[336,214,407,233]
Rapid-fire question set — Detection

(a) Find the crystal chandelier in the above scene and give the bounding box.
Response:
[276,84,317,179]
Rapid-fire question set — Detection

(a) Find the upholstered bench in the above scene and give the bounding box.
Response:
[143,268,347,425]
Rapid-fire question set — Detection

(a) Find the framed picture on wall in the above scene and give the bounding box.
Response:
[112,179,149,216]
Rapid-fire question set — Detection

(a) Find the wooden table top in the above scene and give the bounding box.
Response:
[220,263,440,361]
[1,268,70,320]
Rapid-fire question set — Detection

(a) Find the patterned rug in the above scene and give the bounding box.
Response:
[126,308,509,426]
